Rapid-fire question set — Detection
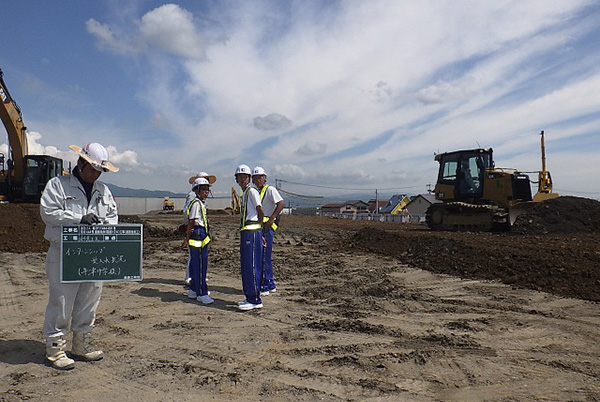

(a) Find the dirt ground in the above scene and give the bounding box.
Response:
[1,197,599,401]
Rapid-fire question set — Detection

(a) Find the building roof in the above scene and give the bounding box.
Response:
[368,200,388,213]
[380,194,410,214]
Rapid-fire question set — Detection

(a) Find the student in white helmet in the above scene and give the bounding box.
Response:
[183,171,216,286]
[235,164,265,310]
[182,177,214,304]
[40,143,118,370]
[252,166,285,295]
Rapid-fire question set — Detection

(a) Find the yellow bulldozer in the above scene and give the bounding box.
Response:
[163,196,175,211]
[426,131,558,231]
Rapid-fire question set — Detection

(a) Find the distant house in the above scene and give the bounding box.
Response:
[346,200,369,213]
[321,203,347,214]
[367,198,388,213]
[321,200,369,215]
[404,193,441,215]
[380,194,411,214]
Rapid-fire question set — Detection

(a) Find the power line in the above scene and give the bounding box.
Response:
[278,188,324,199]
[278,179,422,192]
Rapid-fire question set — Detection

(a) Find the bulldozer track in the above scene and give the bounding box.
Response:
[426,202,511,232]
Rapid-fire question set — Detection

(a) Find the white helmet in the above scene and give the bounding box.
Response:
[235,164,251,176]
[192,177,211,189]
[69,143,119,172]
[252,166,267,177]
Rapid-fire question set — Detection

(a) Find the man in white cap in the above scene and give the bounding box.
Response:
[182,177,214,304]
[235,164,264,310]
[183,171,216,285]
[40,143,119,370]
[252,166,284,295]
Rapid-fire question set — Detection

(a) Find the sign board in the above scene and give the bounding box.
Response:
[60,224,143,283]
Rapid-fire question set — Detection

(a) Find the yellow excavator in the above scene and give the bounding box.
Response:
[231,186,240,214]
[0,68,65,202]
[426,131,559,231]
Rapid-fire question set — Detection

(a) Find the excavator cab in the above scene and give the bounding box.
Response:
[21,156,64,202]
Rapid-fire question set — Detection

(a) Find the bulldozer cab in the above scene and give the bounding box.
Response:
[435,148,492,201]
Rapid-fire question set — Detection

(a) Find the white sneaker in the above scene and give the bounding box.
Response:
[237,301,263,311]
[187,290,197,299]
[197,295,214,304]
[260,290,270,296]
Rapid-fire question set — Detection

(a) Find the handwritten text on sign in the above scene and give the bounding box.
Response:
[61,224,143,282]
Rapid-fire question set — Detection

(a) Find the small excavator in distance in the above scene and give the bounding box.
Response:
[425,131,558,231]
[0,68,65,203]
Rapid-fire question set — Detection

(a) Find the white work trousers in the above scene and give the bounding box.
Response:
[42,244,102,338]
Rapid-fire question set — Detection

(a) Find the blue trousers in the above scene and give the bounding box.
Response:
[261,228,277,292]
[240,229,263,304]
[188,227,209,296]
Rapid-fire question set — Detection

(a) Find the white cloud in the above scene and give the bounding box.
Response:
[139,4,207,60]
[296,141,327,156]
[253,113,292,131]
[272,164,307,179]
[86,18,137,54]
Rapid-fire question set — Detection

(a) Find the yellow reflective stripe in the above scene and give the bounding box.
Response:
[201,201,209,235]
[186,198,199,215]
[188,235,211,248]
[262,216,278,230]
[240,188,249,229]
[241,223,261,231]
[259,184,269,201]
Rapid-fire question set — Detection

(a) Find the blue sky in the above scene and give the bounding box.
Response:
[1,0,599,199]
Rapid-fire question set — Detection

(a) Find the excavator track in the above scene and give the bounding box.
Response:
[425,202,511,232]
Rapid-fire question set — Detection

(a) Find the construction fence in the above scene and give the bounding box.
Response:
[321,212,425,223]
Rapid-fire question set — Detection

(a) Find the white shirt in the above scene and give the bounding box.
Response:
[243,186,262,222]
[259,185,284,216]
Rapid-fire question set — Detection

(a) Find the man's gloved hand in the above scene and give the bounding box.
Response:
[80,213,100,225]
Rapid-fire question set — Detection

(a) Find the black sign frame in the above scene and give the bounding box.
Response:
[60,224,143,282]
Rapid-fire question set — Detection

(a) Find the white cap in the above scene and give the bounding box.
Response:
[69,143,119,172]
[192,177,211,189]
[252,166,267,177]
[188,171,217,184]
[235,164,251,176]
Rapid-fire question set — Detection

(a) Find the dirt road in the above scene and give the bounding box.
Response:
[1,204,599,401]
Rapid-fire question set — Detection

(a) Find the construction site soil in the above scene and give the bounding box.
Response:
[1,196,599,401]
[2,196,599,301]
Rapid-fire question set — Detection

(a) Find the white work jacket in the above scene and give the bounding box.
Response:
[40,174,118,244]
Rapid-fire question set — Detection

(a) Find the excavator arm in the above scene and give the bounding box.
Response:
[0,69,28,185]
[1,68,64,202]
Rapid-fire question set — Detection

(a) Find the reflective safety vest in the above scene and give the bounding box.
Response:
[240,187,261,231]
[259,185,278,231]
[187,198,211,247]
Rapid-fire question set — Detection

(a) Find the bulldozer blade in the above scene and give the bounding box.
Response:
[509,201,537,225]
[533,192,559,203]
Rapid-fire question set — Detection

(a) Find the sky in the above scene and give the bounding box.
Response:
[1,0,599,200]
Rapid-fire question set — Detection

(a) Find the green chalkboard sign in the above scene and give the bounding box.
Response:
[60,224,143,282]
